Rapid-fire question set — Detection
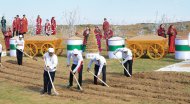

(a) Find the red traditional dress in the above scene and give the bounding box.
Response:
[4,28,12,50]
[83,29,90,46]
[51,17,56,35]
[104,29,113,51]
[21,17,28,34]
[12,19,17,37]
[167,25,177,53]
[45,22,51,36]
[36,17,42,35]
[103,20,110,33]
[157,25,166,38]
[94,28,102,52]
[16,17,20,36]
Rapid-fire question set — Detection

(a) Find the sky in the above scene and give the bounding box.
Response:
[0,0,189,25]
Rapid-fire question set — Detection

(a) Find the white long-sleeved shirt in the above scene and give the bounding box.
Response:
[16,39,25,51]
[43,52,58,72]
[88,55,106,76]
[115,48,133,64]
[67,51,83,73]
[0,44,2,53]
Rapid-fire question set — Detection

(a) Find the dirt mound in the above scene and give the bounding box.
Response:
[0,57,190,104]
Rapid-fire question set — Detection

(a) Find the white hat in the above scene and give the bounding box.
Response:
[95,55,100,60]
[123,48,128,52]
[19,35,23,38]
[73,49,79,54]
[48,48,54,53]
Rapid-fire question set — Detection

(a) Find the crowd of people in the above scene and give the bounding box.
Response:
[0,15,57,51]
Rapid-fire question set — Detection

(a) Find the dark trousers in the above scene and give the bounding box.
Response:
[12,29,16,37]
[16,31,19,36]
[123,60,133,77]
[16,49,23,65]
[69,64,83,86]
[0,53,1,63]
[43,70,56,93]
[94,65,106,85]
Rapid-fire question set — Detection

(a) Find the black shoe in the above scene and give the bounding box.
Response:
[94,82,98,85]
[102,83,106,86]
[48,92,52,95]
[41,90,47,95]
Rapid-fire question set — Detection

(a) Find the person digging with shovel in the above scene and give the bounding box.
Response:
[42,48,58,95]
[114,48,133,77]
[15,35,25,65]
[67,49,83,90]
[87,55,107,86]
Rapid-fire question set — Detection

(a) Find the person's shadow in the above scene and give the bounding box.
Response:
[25,86,42,93]
[6,60,17,64]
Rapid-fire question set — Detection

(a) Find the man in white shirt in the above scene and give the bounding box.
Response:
[67,49,83,89]
[16,35,25,65]
[42,48,58,95]
[0,43,2,66]
[114,47,133,77]
[87,55,107,86]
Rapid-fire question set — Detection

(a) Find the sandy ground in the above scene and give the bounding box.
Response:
[0,56,190,104]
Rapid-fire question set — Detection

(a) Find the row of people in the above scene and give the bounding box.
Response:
[36,15,56,35]
[157,24,178,53]
[42,48,133,95]
[0,15,57,37]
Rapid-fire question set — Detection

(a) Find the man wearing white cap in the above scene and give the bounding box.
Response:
[114,47,133,77]
[67,49,83,89]
[87,55,107,86]
[15,35,25,65]
[42,48,58,95]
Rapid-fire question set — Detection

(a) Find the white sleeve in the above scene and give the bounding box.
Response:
[122,52,131,64]
[67,53,71,65]
[88,59,94,69]
[73,55,83,73]
[43,55,47,67]
[53,55,58,68]
[98,61,104,76]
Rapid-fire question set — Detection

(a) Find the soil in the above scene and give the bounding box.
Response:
[0,56,190,104]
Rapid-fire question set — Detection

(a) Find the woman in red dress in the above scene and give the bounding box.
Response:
[36,15,42,35]
[167,25,177,53]
[157,24,166,38]
[51,17,56,35]
[94,26,102,52]
[83,26,91,52]
[4,27,12,51]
